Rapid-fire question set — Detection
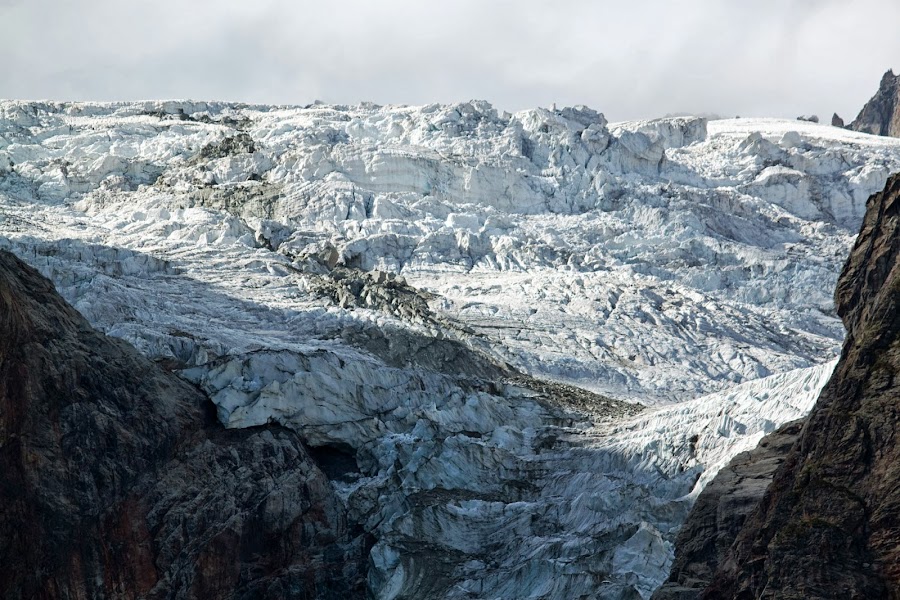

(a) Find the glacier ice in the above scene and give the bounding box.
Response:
[1,99,899,598]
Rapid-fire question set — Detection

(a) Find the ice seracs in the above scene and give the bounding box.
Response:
[1,99,898,598]
[4,101,897,401]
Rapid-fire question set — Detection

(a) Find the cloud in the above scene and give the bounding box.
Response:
[1,0,898,121]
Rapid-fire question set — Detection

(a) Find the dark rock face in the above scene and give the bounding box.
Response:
[0,251,367,599]
[651,421,803,600]
[694,173,900,598]
[832,113,845,128]
[849,69,900,137]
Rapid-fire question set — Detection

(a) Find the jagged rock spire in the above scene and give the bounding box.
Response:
[849,69,900,137]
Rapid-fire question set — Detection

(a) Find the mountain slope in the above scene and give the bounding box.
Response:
[650,420,804,599]
[700,172,900,598]
[0,250,368,598]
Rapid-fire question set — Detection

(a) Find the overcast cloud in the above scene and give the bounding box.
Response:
[1,0,898,121]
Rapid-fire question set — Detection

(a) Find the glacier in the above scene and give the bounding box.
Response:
[1,99,899,598]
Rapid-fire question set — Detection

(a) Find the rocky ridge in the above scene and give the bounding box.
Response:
[650,421,804,599]
[696,171,900,598]
[849,69,900,138]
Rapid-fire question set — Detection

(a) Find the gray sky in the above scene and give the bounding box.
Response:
[2,0,898,122]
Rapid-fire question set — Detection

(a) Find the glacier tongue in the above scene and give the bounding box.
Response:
[0,99,898,598]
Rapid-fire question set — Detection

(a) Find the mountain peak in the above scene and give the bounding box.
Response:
[849,69,900,137]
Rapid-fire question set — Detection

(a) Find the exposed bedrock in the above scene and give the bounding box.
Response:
[650,421,802,599]
[0,250,368,599]
[658,173,900,599]
[849,69,900,137]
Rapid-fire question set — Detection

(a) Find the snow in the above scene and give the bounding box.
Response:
[0,99,896,598]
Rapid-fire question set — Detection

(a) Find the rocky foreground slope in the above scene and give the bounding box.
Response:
[657,173,900,599]
[701,172,900,598]
[651,421,805,599]
[2,100,900,598]
[0,250,369,598]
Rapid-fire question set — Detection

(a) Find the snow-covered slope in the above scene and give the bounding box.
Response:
[1,100,897,598]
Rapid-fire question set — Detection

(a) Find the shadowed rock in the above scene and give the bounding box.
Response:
[650,421,802,599]
[691,173,900,598]
[0,250,368,599]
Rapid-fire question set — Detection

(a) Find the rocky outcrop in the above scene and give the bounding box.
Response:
[0,250,367,599]
[694,172,900,598]
[849,69,900,137]
[832,113,845,128]
[650,421,803,600]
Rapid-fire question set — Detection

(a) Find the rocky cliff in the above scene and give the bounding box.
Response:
[849,70,900,137]
[658,172,900,598]
[0,250,368,599]
[650,421,803,599]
